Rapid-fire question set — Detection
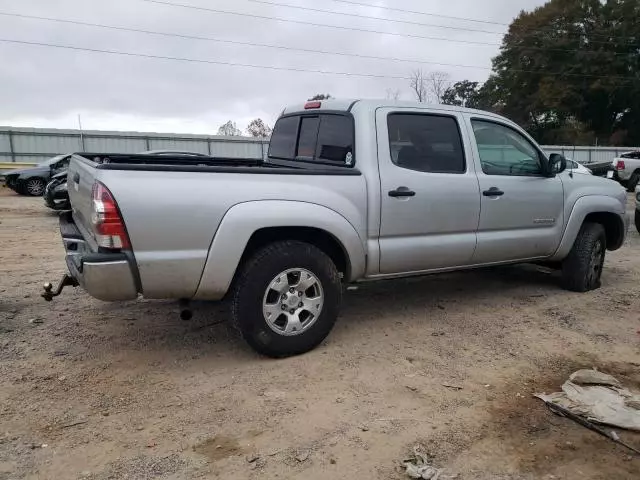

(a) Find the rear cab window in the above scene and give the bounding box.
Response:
[268,113,355,166]
[268,116,298,160]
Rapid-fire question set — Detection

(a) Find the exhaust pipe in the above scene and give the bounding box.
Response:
[179,299,192,321]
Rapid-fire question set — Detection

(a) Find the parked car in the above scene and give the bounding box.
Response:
[4,154,71,196]
[44,170,70,211]
[565,159,593,175]
[610,151,640,191]
[44,99,629,357]
[553,158,593,176]
[42,151,208,211]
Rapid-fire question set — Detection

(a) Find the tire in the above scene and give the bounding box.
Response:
[635,210,640,235]
[24,177,46,196]
[231,240,342,357]
[627,172,639,192]
[561,222,606,292]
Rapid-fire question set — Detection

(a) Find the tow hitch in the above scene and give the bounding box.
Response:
[42,274,79,301]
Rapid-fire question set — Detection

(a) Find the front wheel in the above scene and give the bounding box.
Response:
[24,178,46,196]
[231,241,342,357]
[635,210,640,235]
[561,223,606,292]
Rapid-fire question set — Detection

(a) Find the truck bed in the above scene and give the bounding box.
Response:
[582,161,611,176]
[66,152,368,300]
[76,153,361,176]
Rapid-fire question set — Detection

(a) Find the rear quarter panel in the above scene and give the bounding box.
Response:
[97,169,368,299]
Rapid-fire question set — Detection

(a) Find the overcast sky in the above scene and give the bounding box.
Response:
[0,0,547,134]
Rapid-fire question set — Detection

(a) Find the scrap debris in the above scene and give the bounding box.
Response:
[403,446,456,479]
[535,369,640,431]
[442,383,463,391]
[535,368,640,455]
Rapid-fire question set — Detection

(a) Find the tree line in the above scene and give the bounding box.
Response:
[218,0,639,146]
[412,0,640,146]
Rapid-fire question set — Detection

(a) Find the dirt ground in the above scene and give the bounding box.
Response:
[1,188,640,480]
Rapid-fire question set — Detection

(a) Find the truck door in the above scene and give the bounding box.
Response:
[376,107,481,274]
[465,116,564,263]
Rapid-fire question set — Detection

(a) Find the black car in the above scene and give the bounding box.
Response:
[43,170,70,211]
[4,154,71,196]
[39,151,208,210]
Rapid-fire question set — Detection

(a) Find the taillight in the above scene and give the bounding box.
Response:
[615,160,626,170]
[91,182,130,250]
[304,101,321,109]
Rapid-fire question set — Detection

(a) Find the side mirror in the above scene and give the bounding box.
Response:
[549,153,567,175]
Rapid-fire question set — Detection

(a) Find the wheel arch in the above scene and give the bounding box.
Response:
[583,211,626,251]
[550,196,627,261]
[239,226,351,281]
[193,201,366,300]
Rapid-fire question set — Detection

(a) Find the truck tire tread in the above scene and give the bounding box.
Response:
[231,240,342,357]
[627,171,639,192]
[561,222,606,292]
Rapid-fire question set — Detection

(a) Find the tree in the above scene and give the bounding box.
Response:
[410,70,452,103]
[426,71,451,104]
[442,81,481,108]
[309,94,332,100]
[217,120,242,136]
[385,88,401,101]
[409,69,428,102]
[484,0,640,145]
[246,118,272,137]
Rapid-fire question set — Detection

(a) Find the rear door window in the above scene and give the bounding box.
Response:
[387,113,466,173]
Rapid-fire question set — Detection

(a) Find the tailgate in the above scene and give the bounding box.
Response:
[67,154,99,243]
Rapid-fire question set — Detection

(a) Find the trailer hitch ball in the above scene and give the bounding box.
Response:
[41,275,78,301]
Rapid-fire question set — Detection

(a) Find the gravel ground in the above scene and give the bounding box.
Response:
[1,189,640,480]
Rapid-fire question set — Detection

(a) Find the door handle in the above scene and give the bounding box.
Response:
[72,172,80,184]
[482,187,504,197]
[388,187,416,198]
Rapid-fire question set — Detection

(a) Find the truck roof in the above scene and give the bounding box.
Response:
[281,99,506,120]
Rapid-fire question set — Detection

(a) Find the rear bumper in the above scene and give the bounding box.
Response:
[607,168,627,185]
[612,169,631,183]
[60,213,138,301]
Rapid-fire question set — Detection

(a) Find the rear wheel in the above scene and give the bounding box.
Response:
[561,223,606,292]
[24,178,46,196]
[231,240,342,357]
[635,210,640,235]
[627,172,640,192]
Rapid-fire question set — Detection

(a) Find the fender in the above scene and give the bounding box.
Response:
[549,195,626,261]
[193,200,367,300]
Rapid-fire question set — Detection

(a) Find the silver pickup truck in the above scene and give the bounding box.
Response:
[45,99,629,357]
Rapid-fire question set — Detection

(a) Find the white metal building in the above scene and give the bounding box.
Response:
[0,126,269,164]
[1,126,637,166]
